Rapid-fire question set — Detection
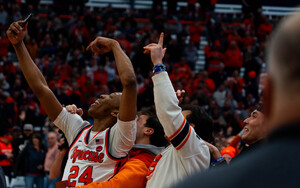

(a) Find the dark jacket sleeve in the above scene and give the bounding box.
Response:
[14,145,29,176]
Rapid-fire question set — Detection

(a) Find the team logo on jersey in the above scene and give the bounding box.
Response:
[70,146,105,163]
[96,146,103,152]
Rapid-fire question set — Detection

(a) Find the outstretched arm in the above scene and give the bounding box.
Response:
[145,34,210,166]
[87,37,137,121]
[7,20,62,121]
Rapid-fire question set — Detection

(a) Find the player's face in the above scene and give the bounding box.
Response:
[88,92,121,118]
[136,114,149,142]
[241,110,265,145]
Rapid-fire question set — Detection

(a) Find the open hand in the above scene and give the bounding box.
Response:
[6,20,28,46]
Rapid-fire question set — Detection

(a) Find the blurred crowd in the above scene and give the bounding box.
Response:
[0,0,273,186]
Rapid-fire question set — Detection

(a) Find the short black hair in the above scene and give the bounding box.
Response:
[181,105,214,143]
[139,110,167,147]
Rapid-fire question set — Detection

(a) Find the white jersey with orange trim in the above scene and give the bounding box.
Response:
[53,108,136,186]
[146,71,210,188]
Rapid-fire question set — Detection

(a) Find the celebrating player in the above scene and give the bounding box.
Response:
[6,20,137,186]
[144,33,214,188]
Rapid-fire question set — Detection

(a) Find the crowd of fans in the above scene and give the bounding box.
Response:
[0,0,273,186]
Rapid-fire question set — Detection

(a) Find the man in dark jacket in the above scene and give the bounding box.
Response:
[174,10,300,188]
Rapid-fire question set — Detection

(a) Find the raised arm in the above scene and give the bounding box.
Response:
[6,20,62,121]
[87,37,137,121]
[143,33,182,137]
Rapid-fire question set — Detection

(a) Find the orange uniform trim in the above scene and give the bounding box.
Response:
[168,118,186,140]
[176,127,192,150]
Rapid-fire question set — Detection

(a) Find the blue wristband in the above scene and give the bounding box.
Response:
[211,157,225,166]
[153,64,166,74]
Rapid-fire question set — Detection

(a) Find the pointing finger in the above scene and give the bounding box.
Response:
[158,32,164,47]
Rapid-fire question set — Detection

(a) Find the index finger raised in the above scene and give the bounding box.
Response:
[158,32,164,47]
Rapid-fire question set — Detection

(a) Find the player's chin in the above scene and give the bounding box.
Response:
[88,107,94,117]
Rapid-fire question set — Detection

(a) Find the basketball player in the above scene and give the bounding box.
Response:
[7,20,137,186]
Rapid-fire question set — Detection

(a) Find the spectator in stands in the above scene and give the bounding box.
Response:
[189,21,203,47]
[184,41,198,70]
[15,133,45,188]
[0,92,14,135]
[213,83,227,108]
[224,41,243,75]
[0,30,9,57]
[227,70,244,102]
[170,57,191,82]
[18,124,34,152]
[257,15,272,41]
[227,29,242,45]
[0,5,8,26]
[0,132,13,181]
[44,132,59,188]
[207,40,224,74]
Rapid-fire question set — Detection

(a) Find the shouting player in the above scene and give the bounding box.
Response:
[7,20,137,186]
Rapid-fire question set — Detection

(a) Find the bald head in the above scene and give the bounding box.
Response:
[269,11,300,92]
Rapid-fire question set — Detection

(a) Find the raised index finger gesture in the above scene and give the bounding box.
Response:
[158,32,164,47]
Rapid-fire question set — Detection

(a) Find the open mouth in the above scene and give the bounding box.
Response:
[243,127,249,134]
[92,100,101,106]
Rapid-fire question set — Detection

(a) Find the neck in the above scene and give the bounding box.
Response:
[92,117,116,132]
[135,137,151,145]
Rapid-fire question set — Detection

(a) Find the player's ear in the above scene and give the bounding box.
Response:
[110,110,119,118]
[144,127,154,136]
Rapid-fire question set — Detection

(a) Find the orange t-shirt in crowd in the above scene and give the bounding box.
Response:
[224,48,243,68]
[0,140,13,166]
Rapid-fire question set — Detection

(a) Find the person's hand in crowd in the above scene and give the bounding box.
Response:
[6,20,27,46]
[5,152,13,160]
[176,90,185,105]
[143,32,167,65]
[65,104,83,117]
[204,141,221,160]
[87,37,119,56]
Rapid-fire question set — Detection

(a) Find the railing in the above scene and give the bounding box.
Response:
[39,0,298,17]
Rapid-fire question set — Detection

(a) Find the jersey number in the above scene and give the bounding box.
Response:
[68,166,93,186]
